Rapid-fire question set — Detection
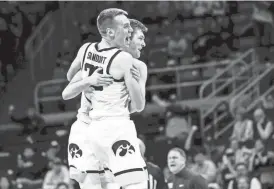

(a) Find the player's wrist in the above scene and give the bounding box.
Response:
[84,77,95,86]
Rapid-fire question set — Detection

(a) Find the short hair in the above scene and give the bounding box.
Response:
[129,19,148,34]
[169,147,186,159]
[97,8,128,36]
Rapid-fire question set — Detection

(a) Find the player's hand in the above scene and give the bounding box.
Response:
[87,68,113,87]
[131,65,141,82]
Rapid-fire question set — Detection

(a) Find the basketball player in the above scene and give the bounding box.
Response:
[64,19,148,188]
[63,18,147,106]
[65,9,147,189]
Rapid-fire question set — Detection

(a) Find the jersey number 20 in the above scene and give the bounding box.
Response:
[84,63,103,91]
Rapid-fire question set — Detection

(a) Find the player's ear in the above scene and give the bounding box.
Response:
[106,27,115,38]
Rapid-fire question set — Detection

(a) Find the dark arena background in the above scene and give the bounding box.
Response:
[0,1,274,189]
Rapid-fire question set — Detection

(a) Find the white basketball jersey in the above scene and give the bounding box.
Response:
[81,43,130,120]
[76,92,92,124]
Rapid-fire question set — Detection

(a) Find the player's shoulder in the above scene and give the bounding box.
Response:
[134,59,147,69]
[78,42,93,53]
[117,50,133,59]
[114,50,134,67]
[80,42,92,49]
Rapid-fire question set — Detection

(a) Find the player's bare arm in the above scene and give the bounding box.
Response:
[132,59,147,100]
[67,43,90,81]
[129,60,147,113]
[111,52,145,112]
[62,68,113,100]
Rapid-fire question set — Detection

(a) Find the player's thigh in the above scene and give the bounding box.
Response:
[90,119,148,187]
[68,120,101,182]
[112,122,148,186]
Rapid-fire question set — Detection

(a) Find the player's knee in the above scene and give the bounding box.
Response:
[69,167,87,183]
[123,181,147,189]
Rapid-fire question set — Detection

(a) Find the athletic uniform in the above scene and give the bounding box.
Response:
[82,43,148,186]
[77,42,147,187]
[68,91,101,183]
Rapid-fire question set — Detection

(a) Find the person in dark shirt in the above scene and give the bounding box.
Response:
[138,138,168,189]
[8,105,46,143]
[166,147,208,189]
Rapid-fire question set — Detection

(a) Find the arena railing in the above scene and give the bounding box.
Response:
[34,60,236,125]
[198,49,257,141]
[24,12,55,81]
[199,49,256,99]
[202,65,274,141]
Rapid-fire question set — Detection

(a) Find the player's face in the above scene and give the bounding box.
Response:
[112,14,133,48]
[167,150,185,174]
[128,29,146,59]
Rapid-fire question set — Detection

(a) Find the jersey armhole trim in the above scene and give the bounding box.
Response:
[106,49,122,75]
[81,43,92,69]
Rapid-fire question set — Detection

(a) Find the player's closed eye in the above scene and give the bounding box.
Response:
[124,24,130,29]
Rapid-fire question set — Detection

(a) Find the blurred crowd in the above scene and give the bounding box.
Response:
[0,1,58,93]
[1,1,274,189]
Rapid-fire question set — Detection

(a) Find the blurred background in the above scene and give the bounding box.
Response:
[0,1,274,189]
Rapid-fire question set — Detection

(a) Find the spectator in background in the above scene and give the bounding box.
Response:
[167,29,188,65]
[261,94,274,109]
[8,105,46,143]
[229,139,243,164]
[19,2,46,31]
[44,140,61,168]
[16,146,47,187]
[0,177,11,189]
[8,3,24,68]
[43,158,69,189]
[236,176,251,189]
[0,3,19,83]
[253,108,274,151]
[249,139,274,172]
[219,148,237,188]
[191,150,217,183]
[227,163,262,189]
[230,107,254,148]
[166,148,208,189]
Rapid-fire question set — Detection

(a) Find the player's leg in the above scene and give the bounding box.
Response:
[87,119,148,189]
[103,119,148,187]
[68,120,102,189]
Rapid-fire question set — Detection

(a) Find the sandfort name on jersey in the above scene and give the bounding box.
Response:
[87,52,107,64]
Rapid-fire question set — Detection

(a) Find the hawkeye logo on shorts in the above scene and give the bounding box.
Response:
[112,140,135,157]
[69,143,83,159]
